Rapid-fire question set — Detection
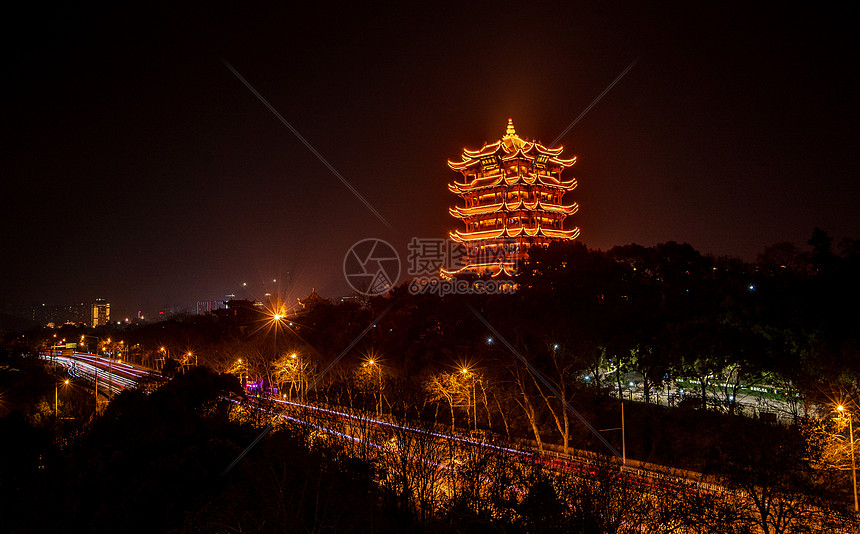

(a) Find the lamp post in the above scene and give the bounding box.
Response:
[621,400,627,467]
[368,359,381,417]
[55,379,69,420]
[837,405,858,512]
[461,368,477,431]
[290,353,302,401]
[183,351,194,372]
[237,359,246,391]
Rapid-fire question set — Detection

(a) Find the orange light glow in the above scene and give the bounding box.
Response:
[443,119,580,278]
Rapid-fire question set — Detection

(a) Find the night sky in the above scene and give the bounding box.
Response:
[3,2,858,319]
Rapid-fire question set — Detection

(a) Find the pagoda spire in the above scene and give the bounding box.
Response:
[505,118,516,137]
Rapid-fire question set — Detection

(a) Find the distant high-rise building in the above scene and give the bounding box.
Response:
[92,298,110,327]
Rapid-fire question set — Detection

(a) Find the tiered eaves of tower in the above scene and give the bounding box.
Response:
[443,119,580,278]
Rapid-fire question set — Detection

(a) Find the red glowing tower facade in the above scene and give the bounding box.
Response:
[443,119,580,277]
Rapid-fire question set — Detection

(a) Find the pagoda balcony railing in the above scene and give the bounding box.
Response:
[476,169,502,179]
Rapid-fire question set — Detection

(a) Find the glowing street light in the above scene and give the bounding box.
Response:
[366,358,382,417]
[55,379,69,420]
[236,359,247,389]
[287,353,304,400]
[461,367,477,431]
[837,405,858,512]
[158,346,168,371]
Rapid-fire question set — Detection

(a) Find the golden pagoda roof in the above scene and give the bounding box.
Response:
[440,261,519,279]
[449,225,580,242]
[449,119,576,171]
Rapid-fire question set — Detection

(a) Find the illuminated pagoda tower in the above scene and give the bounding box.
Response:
[443,119,579,277]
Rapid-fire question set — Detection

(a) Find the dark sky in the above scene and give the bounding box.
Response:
[3,2,858,319]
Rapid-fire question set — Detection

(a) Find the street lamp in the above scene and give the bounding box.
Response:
[837,405,858,512]
[288,353,304,401]
[621,400,627,467]
[461,367,477,431]
[55,379,69,420]
[236,359,246,390]
[367,359,382,417]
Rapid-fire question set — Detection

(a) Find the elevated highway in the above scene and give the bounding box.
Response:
[41,351,161,396]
